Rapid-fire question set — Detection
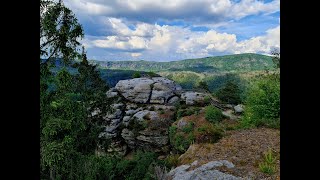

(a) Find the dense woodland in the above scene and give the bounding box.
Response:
[40,0,280,179]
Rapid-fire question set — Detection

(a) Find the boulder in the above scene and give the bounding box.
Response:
[115,77,182,104]
[167,96,180,105]
[234,104,244,113]
[150,77,182,104]
[132,110,160,122]
[115,78,154,103]
[181,92,206,105]
[168,160,242,180]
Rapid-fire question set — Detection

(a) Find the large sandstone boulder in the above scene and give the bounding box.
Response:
[115,77,182,104]
[115,78,154,103]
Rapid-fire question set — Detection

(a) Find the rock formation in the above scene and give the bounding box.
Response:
[168,160,242,180]
[97,77,192,155]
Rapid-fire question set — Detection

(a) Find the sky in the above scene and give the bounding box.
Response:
[63,0,280,62]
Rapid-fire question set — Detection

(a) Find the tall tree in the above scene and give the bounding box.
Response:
[40,1,111,179]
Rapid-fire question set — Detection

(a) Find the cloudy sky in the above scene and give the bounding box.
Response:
[64,0,280,61]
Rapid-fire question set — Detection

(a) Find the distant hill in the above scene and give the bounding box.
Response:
[91,53,274,74]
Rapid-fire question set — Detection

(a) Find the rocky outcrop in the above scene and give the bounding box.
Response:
[181,92,206,105]
[98,77,183,155]
[115,77,182,104]
[98,77,211,156]
[168,160,242,180]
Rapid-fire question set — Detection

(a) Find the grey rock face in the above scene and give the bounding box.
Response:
[234,104,244,113]
[99,77,211,156]
[181,92,206,105]
[168,160,242,180]
[167,96,180,105]
[115,77,182,104]
[115,78,154,103]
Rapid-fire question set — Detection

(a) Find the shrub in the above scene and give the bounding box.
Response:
[164,154,180,168]
[205,105,223,123]
[259,149,277,175]
[241,74,280,129]
[204,95,211,105]
[177,107,200,119]
[146,71,158,77]
[171,132,195,153]
[196,124,224,143]
[182,122,194,133]
[216,81,242,105]
[132,72,141,78]
[67,151,158,180]
[169,126,177,141]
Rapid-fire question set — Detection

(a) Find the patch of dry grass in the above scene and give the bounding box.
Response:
[178,128,280,179]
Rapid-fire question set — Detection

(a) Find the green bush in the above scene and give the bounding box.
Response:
[132,72,141,78]
[205,105,223,123]
[196,124,224,143]
[146,71,158,77]
[176,107,200,119]
[204,96,211,105]
[182,122,194,133]
[164,154,180,169]
[241,74,280,129]
[216,81,242,104]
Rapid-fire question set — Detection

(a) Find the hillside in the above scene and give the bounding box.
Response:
[92,53,274,74]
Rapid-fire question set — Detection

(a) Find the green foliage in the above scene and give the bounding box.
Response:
[146,71,159,77]
[259,149,277,175]
[182,122,194,133]
[196,81,209,91]
[271,48,280,69]
[196,124,224,143]
[128,119,147,133]
[241,74,280,129]
[58,151,158,180]
[94,53,274,74]
[176,107,200,119]
[40,1,112,179]
[164,154,180,169]
[205,106,223,123]
[132,72,141,78]
[204,96,211,105]
[40,0,84,64]
[169,126,177,141]
[170,131,195,153]
[216,81,242,104]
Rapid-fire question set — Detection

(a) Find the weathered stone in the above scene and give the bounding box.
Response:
[234,104,244,113]
[115,77,182,104]
[181,92,206,105]
[168,160,242,180]
[115,78,154,103]
[132,110,160,122]
[168,96,180,105]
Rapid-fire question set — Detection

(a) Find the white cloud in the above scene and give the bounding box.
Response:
[64,0,279,24]
[83,18,279,61]
[131,53,142,57]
